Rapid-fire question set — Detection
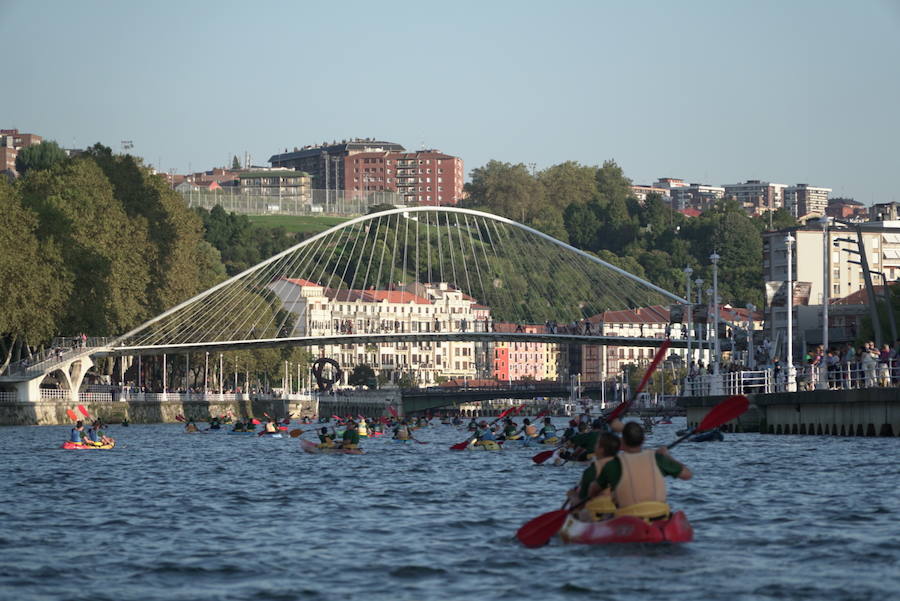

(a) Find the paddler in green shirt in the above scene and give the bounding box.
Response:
[575,422,692,520]
[341,420,361,450]
[501,419,518,440]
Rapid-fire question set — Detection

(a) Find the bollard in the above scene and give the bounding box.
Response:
[879,423,894,437]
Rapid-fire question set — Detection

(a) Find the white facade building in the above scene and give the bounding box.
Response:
[267,279,485,384]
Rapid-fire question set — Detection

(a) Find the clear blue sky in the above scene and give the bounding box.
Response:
[3,0,899,202]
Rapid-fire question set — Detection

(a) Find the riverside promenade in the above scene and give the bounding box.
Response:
[681,387,900,436]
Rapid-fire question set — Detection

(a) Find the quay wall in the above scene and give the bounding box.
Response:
[681,388,900,437]
[0,390,400,426]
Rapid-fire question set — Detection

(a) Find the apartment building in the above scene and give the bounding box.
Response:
[0,128,43,172]
[269,139,406,192]
[237,169,311,201]
[723,180,786,215]
[267,279,484,384]
[785,184,831,218]
[670,183,725,212]
[762,221,900,348]
[347,149,465,205]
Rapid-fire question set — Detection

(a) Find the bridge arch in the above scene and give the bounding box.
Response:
[114,206,685,354]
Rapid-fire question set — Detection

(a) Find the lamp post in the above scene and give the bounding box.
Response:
[819,217,832,389]
[710,252,721,376]
[746,303,756,369]
[695,278,704,366]
[785,234,796,392]
[684,267,693,368]
[204,351,209,396]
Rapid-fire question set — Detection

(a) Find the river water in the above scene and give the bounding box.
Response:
[0,418,897,601]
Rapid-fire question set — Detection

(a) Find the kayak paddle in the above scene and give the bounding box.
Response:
[66,408,79,422]
[531,340,670,465]
[77,404,91,419]
[516,393,749,548]
[289,429,306,438]
[665,394,749,451]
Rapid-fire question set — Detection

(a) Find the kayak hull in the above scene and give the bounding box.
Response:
[560,511,693,545]
[467,441,501,451]
[691,430,724,443]
[61,440,116,450]
[300,439,363,454]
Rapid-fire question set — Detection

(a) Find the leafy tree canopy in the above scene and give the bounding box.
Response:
[15,140,68,175]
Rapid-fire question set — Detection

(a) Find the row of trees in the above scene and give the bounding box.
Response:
[1,144,312,381]
[462,160,798,309]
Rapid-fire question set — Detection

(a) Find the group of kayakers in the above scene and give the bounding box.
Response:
[564,418,692,523]
[317,419,361,450]
[464,416,560,446]
[69,420,115,446]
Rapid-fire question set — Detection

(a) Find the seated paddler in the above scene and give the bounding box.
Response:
[69,421,86,444]
[341,420,361,449]
[577,422,692,521]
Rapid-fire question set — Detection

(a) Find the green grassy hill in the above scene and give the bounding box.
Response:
[247,215,348,234]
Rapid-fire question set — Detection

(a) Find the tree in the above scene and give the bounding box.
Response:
[538,161,598,210]
[348,364,376,387]
[595,159,633,209]
[85,145,206,314]
[15,141,68,175]
[0,179,70,368]
[463,160,546,224]
[232,155,241,170]
[18,158,151,335]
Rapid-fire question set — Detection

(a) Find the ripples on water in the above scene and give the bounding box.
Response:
[1,419,898,601]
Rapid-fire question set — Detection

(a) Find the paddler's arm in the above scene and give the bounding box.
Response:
[575,463,598,502]
[655,447,692,480]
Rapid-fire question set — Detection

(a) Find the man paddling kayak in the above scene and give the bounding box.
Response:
[341,420,361,450]
[575,422,692,520]
[69,421,86,444]
[393,419,412,441]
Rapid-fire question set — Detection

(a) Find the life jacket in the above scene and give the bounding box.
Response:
[585,457,618,520]
[395,426,410,440]
[69,429,82,443]
[265,422,277,433]
[359,421,368,436]
[613,450,667,510]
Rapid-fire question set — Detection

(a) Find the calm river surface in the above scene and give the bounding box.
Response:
[1,418,898,601]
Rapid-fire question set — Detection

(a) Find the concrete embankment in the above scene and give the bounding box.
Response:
[0,389,401,426]
[681,388,900,436]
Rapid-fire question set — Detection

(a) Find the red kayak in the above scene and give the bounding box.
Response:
[61,440,116,450]
[559,511,693,544]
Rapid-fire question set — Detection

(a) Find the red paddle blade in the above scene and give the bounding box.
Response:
[605,340,671,421]
[532,449,555,464]
[252,419,260,425]
[516,509,569,548]
[66,409,79,422]
[635,339,670,394]
[387,405,399,418]
[78,404,90,418]
[175,415,185,422]
[289,429,303,438]
[450,439,471,450]
[698,395,749,431]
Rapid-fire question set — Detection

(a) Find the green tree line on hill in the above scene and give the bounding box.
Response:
[461,159,798,310]
[0,144,309,381]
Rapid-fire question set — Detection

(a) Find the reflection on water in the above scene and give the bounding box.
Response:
[0,419,897,601]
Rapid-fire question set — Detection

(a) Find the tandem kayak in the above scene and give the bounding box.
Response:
[467,440,501,451]
[61,440,116,450]
[559,511,693,545]
[300,440,363,455]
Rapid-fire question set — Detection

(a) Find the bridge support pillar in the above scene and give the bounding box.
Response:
[14,378,42,403]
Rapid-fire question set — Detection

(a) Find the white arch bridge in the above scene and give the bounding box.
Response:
[4,207,716,401]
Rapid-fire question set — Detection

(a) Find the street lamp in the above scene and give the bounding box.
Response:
[695,278,704,366]
[819,216,832,389]
[785,234,796,392]
[746,303,756,369]
[710,252,721,376]
[684,267,693,367]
